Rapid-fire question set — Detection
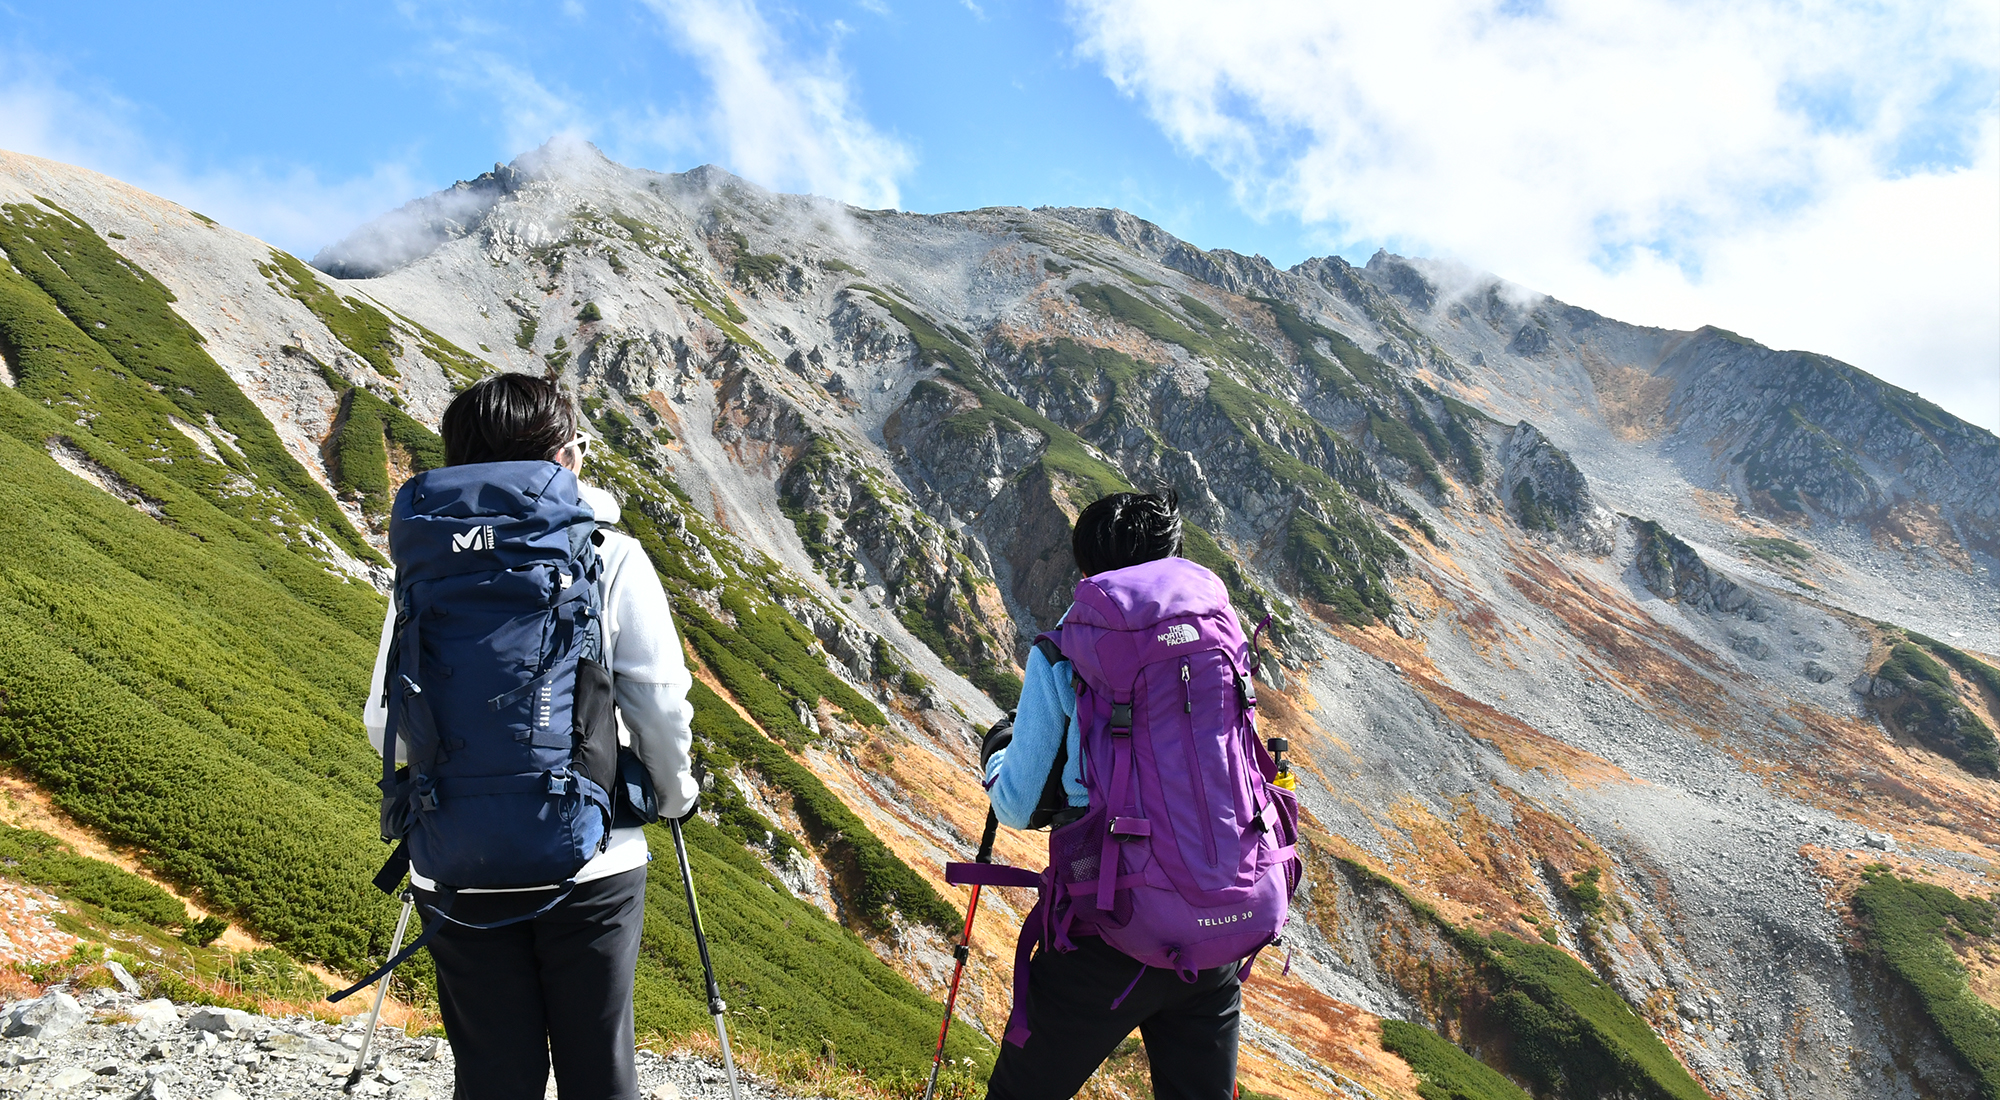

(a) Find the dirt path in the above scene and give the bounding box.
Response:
[0,767,425,1029]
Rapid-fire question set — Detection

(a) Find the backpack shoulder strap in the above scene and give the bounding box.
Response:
[1026,634,1077,830]
[1033,634,1083,693]
[1032,636,1065,668]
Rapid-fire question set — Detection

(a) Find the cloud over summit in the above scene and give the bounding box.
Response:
[642,0,913,211]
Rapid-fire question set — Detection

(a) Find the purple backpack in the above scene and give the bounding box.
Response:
[952,557,1302,1046]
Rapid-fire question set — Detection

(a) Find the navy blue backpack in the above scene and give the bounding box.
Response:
[333,462,621,1002]
[376,458,619,890]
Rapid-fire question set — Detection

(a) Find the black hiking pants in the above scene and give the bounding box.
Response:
[986,933,1241,1100]
[417,866,647,1100]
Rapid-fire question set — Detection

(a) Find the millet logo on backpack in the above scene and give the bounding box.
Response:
[450,525,497,553]
[1156,624,1198,646]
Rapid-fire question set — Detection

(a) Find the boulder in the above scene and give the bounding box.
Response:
[48,1065,96,1090]
[185,1006,259,1035]
[1,990,86,1039]
[104,960,143,995]
[129,999,179,1039]
[258,1031,350,1061]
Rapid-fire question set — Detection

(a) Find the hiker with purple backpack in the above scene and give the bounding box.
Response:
[969,491,1302,1100]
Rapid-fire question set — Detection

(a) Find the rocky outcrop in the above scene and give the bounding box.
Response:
[1499,422,1616,553]
[779,432,1021,701]
[1631,518,1774,620]
[885,381,1081,641]
[885,379,1044,517]
[1039,207,1292,299]
[1857,642,2000,775]
[1656,329,2000,557]
[312,161,526,279]
[1363,251,1437,313]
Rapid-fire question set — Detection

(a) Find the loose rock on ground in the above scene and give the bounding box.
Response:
[0,989,794,1099]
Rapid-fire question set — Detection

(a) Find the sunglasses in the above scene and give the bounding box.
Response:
[561,434,594,463]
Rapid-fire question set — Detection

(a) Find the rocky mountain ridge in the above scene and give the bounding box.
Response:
[4,139,1998,1099]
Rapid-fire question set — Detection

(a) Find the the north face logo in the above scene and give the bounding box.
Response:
[1156,624,1198,645]
[450,525,497,553]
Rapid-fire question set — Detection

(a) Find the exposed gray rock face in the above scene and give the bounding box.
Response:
[313,162,526,279]
[885,382,1080,640]
[1040,207,1291,299]
[1363,251,1437,312]
[1498,421,1616,552]
[579,331,676,396]
[1507,321,1552,357]
[17,141,1993,1100]
[102,963,141,997]
[779,424,1014,681]
[1648,330,1999,555]
[1632,518,1774,620]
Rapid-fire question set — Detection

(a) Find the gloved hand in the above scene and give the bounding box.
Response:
[672,796,701,825]
[980,712,1017,770]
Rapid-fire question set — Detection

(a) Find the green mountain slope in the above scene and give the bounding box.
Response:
[0,198,377,564]
[0,203,988,1081]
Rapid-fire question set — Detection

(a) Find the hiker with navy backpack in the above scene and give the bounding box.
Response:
[355,373,699,1100]
[966,490,1301,1100]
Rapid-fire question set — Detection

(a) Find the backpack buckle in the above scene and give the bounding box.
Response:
[415,777,440,813]
[1235,673,1256,709]
[547,773,571,796]
[1109,703,1133,733]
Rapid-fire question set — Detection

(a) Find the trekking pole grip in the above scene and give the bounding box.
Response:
[976,809,999,865]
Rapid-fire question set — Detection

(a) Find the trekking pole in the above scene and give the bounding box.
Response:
[923,809,999,1100]
[345,891,414,1092]
[670,817,742,1100]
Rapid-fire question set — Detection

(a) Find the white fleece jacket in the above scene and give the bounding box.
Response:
[363,482,698,890]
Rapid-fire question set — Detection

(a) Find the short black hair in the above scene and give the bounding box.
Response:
[440,373,576,466]
[1072,490,1182,577]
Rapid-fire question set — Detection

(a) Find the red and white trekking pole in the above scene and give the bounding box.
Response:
[923,809,999,1100]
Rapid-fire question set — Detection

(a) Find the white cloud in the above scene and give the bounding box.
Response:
[427,46,592,156]
[0,62,424,259]
[1068,0,2000,431]
[641,0,914,209]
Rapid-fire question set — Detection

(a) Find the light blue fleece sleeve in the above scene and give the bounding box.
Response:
[984,643,1082,829]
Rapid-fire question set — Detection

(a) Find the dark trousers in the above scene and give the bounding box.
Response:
[987,934,1241,1100]
[418,867,647,1100]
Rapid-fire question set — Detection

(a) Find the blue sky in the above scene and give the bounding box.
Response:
[0,1,1314,261]
[3,0,1996,429]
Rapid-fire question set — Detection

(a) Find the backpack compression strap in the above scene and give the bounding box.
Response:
[945,861,1044,1048]
[1097,691,1144,913]
[328,880,580,1003]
